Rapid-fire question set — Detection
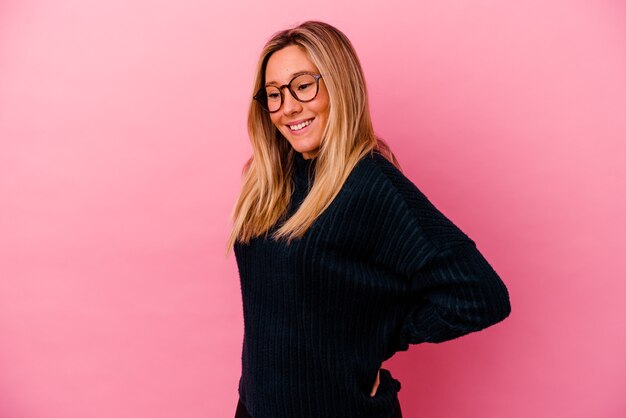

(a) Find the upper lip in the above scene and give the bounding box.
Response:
[286,117,314,126]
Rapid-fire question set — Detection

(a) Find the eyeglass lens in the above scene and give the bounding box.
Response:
[263,74,318,112]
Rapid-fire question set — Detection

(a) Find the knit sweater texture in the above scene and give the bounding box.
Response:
[234,150,511,418]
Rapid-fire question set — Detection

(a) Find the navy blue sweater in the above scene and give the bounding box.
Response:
[234,149,511,418]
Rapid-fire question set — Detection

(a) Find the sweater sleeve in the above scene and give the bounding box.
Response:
[389,240,511,354]
[368,156,511,357]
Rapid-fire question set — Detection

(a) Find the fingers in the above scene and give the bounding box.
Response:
[369,369,381,397]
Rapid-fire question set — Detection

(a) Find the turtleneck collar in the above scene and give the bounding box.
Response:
[294,151,315,170]
[293,152,316,192]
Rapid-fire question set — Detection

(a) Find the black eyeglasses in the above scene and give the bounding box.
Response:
[253,72,323,113]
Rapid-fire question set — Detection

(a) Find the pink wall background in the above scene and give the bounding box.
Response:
[1,1,624,417]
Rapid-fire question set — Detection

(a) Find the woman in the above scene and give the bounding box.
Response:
[226,21,511,418]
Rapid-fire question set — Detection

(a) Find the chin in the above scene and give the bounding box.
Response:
[293,144,320,154]
[284,138,319,152]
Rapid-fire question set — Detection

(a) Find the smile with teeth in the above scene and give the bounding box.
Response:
[288,118,314,131]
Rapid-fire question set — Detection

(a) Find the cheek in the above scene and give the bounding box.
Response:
[316,102,330,122]
[314,91,330,120]
[269,116,285,133]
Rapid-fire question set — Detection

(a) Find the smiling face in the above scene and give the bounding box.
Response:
[264,45,330,160]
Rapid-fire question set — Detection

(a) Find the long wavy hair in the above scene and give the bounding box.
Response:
[225,21,402,255]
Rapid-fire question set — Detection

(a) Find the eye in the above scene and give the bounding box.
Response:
[297,83,312,91]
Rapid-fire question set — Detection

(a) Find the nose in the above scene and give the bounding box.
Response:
[281,88,302,115]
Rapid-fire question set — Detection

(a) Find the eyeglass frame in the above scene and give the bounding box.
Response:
[253,72,323,113]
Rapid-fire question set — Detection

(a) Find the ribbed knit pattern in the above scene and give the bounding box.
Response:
[234,150,511,418]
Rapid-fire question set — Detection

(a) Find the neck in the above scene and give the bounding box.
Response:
[293,151,316,182]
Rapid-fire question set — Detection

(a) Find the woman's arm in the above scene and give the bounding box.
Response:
[387,240,511,356]
[365,153,511,358]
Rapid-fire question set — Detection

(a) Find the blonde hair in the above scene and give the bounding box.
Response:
[225,20,402,255]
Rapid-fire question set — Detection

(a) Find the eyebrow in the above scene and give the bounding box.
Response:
[264,71,311,87]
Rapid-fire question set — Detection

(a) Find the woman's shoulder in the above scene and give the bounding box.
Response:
[354,149,424,198]
[345,149,430,215]
[353,149,473,246]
